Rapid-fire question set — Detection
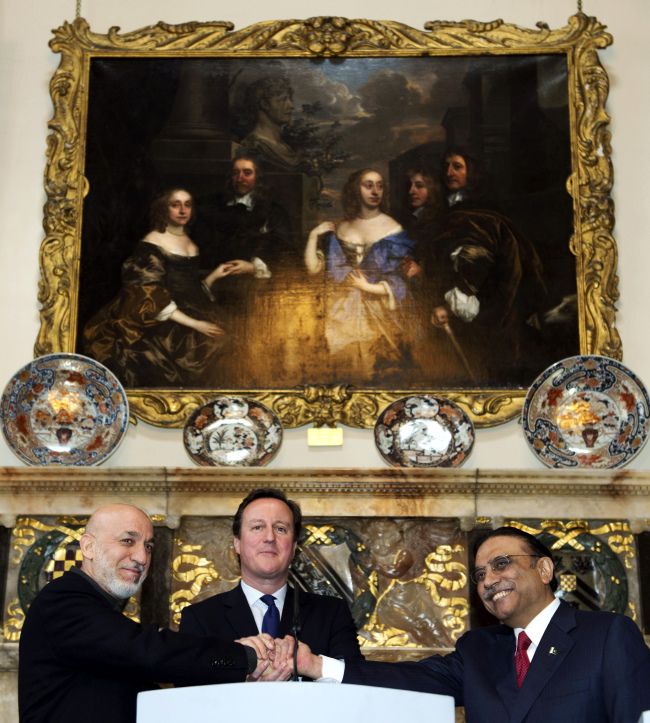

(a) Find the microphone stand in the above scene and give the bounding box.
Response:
[291,585,301,681]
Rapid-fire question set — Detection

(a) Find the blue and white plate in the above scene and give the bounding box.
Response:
[374,395,474,468]
[1,353,129,466]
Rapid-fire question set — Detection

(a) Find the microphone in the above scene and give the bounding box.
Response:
[291,585,301,682]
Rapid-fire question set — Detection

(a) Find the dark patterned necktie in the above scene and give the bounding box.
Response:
[260,594,280,638]
[515,631,532,688]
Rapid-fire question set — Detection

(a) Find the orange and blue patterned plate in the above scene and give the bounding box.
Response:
[184,396,282,467]
[1,353,129,466]
[522,355,650,469]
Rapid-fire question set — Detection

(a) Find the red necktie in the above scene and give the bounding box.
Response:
[515,630,533,688]
[515,631,532,688]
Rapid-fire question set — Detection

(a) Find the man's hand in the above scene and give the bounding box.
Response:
[298,641,323,679]
[247,659,292,682]
[275,638,323,680]
[270,635,296,671]
[431,305,450,328]
[223,259,255,275]
[236,633,275,661]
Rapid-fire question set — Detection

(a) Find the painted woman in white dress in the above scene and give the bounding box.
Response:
[304,169,420,385]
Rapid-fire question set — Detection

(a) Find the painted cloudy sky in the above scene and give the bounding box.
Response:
[229,57,473,215]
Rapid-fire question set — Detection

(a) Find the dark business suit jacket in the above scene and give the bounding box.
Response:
[179,583,363,672]
[344,601,650,723]
[18,568,250,723]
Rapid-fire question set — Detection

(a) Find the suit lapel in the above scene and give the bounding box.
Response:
[492,628,518,717]
[510,602,577,723]
[223,584,259,638]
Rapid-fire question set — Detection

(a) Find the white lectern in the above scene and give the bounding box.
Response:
[137,682,455,723]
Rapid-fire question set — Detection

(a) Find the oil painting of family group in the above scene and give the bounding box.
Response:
[77,51,579,395]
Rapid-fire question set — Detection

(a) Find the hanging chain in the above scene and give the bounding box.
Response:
[577,0,583,12]
[75,0,82,20]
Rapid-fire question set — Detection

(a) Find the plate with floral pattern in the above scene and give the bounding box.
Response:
[522,355,650,469]
[1,353,129,466]
[184,396,282,467]
[374,395,474,468]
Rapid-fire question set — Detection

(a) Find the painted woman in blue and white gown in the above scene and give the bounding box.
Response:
[304,169,420,386]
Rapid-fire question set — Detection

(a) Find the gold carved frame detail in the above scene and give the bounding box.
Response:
[36,13,619,428]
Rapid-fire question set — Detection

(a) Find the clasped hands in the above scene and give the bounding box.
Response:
[236,634,322,682]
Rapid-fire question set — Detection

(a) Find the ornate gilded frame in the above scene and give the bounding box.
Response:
[36,13,619,429]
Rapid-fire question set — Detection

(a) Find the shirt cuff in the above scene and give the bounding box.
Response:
[444,287,479,322]
[316,655,344,683]
[251,257,272,279]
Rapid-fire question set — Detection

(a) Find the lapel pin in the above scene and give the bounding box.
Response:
[549,647,559,656]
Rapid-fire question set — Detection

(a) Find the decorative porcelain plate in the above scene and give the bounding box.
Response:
[183,396,282,467]
[1,353,129,466]
[522,355,650,469]
[374,395,474,468]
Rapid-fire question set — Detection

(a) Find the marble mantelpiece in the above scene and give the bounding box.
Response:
[0,467,648,531]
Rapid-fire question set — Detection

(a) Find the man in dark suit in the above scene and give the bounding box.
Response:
[18,503,289,723]
[295,526,650,722]
[179,488,362,678]
[192,153,292,384]
[428,147,548,385]
[194,153,291,281]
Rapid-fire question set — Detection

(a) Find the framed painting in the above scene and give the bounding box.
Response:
[36,13,619,428]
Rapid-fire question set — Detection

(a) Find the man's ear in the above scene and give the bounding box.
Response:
[79,533,95,561]
[233,535,241,556]
[538,556,554,584]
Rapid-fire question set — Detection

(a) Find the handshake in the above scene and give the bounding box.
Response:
[234,634,322,682]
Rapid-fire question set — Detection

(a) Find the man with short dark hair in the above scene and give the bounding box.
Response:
[180,488,363,679]
[295,526,650,722]
[18,503,288,723]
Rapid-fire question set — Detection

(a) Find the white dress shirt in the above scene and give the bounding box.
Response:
[240,580,287,632]
[239,580,341,680]
[513,596,560,663]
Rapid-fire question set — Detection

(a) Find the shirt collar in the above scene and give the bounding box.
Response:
[447,190,467,207]
[514,596,560,647]
[227,192,254,210]
[240,579,288,606]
